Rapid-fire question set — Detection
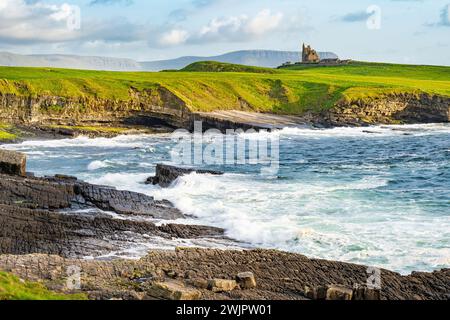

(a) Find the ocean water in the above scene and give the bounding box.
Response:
[3,123,450,274]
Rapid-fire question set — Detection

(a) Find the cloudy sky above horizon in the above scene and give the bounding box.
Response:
[0,0,449,65]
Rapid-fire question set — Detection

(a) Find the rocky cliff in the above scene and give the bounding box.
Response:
[324,93,450,126]
[190,93,450,131]
[0,88,449,134]
[0,86,192,130]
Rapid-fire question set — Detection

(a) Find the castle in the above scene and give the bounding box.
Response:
[278,43,349,68]
[302,43,320,63]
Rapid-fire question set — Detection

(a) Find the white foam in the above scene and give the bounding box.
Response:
[88,172,151,191]
[148,171,450,274]
[4,134,169,150]
[238,123,450,139]
[90,236,245,260]
[87,160,111,171]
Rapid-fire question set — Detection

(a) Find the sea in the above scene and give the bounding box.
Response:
[3,123,450,275]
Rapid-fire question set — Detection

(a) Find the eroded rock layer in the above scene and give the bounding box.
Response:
[0,89,449,135]
[0,86,191,130]
[0,171,225,258]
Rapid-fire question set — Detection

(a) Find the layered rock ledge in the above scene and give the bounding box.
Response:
[1,90,449,137]
[0,249,449,300]
[0,150,226,258]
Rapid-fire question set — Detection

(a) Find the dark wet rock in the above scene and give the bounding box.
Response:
[158,224,224,238]
[54,174,78,181]
[0,169,228,258]
[0,173,184,219]
[0,204,224,257]
[0,149,26,176]
[0,174,76,210]
[74,182,183,219]
[146,164,223,187]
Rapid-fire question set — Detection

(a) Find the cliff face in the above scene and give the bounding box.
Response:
[191,93,450,131]
[324,93,450,126]
[0,86,192,129]
[0,88,448,132]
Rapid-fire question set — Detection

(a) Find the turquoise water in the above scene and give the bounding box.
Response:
[4,123,450,274]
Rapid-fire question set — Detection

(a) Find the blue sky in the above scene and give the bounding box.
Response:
[0,0,449,65]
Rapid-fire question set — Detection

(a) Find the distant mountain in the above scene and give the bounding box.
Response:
[141,50,339,71]
[0,50,339,71]
[0,52,141,71]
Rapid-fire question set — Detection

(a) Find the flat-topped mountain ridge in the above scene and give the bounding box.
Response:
[0,50,338,71]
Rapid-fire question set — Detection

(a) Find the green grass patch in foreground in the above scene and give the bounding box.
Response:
[0,61,449,115]
[0,271,87,300]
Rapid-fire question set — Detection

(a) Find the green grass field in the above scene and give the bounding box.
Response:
[0,61,449,115]
[0,271,87,300]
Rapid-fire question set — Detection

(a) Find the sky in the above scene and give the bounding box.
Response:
[0,0,449,65]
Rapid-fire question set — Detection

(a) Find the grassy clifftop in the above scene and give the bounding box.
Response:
[0,61,449,115]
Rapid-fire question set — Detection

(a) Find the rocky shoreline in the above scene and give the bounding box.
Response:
[0,149,449,300]
[0,123,171,145]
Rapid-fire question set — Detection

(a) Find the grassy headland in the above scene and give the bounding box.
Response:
[0,61,449,115]
[181,61,277,73]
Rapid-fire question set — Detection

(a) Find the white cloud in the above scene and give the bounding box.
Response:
[159,29,189,46]
[245,9,283,35]
[0,0,81,43]
[0,2,286,50]
[192,9,284,43]
[198,15,246,38]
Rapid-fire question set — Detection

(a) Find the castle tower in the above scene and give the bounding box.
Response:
[302,43,320,63]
